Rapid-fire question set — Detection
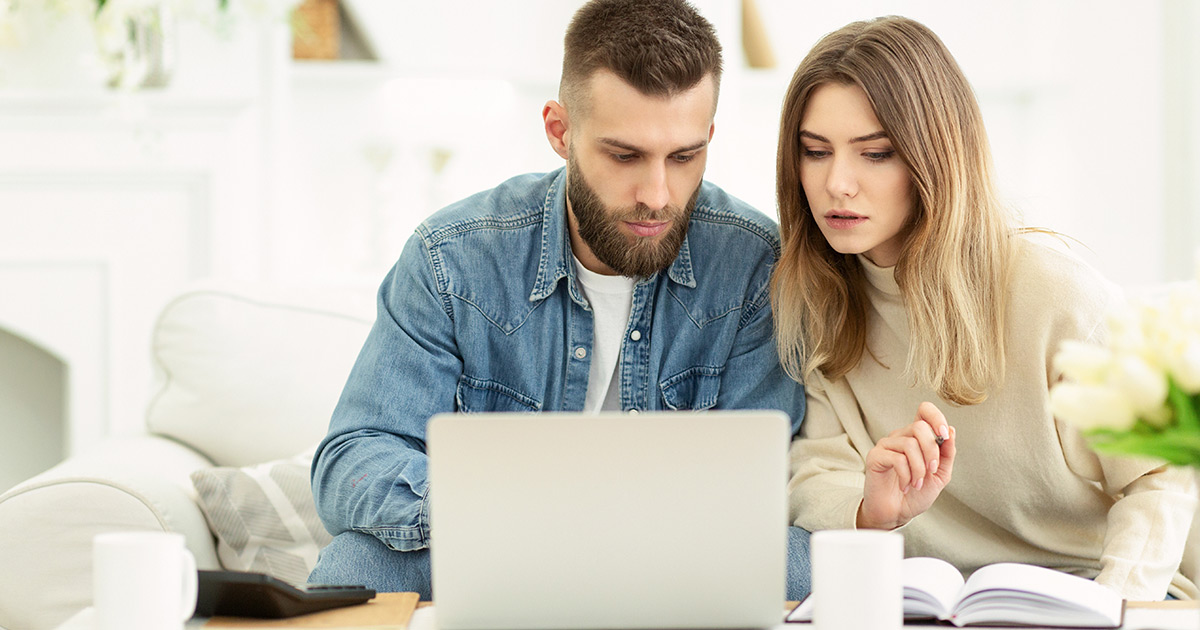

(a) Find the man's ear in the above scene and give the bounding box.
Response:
[543,100,570,160]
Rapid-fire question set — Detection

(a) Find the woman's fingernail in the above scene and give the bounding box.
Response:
[930,459,938,475]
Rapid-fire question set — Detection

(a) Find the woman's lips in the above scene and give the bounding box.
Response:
[626,221,669,237]
[824,210,866,230]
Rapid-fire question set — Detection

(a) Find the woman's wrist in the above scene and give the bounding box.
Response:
[855,499,905,530]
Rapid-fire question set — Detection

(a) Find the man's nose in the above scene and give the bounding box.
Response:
[635,163,670,211]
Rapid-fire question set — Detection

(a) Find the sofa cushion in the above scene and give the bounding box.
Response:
[146,283,375,467]
[191,449,331,586]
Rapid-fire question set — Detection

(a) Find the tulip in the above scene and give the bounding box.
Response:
[1169,336,1200,394]
[1053,341,1112,385]
[1050,382,1137,431]
[1112,354,1169,417]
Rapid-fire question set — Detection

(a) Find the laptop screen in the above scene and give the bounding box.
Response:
[428,410,791,630]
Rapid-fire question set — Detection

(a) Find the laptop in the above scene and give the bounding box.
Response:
[427,410,791,630]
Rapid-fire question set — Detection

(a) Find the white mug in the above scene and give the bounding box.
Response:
[810,529,904,630]
[93,531,198,630]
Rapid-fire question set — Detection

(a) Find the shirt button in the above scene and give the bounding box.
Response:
[630,330,642,341]
[628,409,639,415]
[574,347,587,359]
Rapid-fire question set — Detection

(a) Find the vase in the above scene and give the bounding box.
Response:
[100,5,177,90]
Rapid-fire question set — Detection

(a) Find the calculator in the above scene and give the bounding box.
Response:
[195,569,376,618]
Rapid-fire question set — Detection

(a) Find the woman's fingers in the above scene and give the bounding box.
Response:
[916,401,950,444]
[937,425,957,478]
[910,420,942,477]
[874,435,927,491]
[867,445,913,490]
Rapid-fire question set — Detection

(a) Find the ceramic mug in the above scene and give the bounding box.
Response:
[810,529,904,630]
[93,531,197,630]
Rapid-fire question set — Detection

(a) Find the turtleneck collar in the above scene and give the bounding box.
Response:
[857,254,902,297]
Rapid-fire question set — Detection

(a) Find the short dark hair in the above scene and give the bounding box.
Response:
[560,0,722,116]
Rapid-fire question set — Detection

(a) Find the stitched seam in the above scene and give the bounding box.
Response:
[423,212,543,246]
[690,205,781,257]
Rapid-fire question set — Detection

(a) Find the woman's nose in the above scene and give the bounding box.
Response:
[825,157,858,198]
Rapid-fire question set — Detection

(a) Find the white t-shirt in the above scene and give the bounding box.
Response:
[572,256,636,412]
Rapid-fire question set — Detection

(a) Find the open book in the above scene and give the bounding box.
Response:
[787,557,1125,628]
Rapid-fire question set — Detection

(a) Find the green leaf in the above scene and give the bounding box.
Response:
[1168,377,1200,431]
[1086,426,1200,467]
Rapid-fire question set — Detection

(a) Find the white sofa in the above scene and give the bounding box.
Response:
[0,282,376,630]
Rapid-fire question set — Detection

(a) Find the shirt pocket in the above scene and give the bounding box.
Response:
[659,366,723,411]
[455,374,542,412]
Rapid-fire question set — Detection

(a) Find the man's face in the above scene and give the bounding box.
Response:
[564,71,716,277]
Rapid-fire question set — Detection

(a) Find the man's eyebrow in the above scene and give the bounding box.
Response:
[799,130,889,144]
[597,138,709,154]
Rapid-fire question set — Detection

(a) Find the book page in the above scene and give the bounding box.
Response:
[953,563,1122,628]
[902,557,964,619]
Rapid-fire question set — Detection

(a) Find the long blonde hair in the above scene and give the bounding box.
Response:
[772,16,1013,406]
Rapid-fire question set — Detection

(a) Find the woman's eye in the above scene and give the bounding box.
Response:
[802,149,830,159]
[864,150,896,161]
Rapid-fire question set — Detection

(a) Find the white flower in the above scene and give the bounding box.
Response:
[1111,354,1168,419]
[1050,382,1137,431]
[1168,335,1200,394]
[1053,340,1112,385]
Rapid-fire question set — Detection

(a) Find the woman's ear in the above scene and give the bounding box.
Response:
[542,100,570,160]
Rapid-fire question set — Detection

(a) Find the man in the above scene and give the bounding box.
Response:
[310,0,808,600]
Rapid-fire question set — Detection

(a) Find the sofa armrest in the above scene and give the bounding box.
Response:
[0,435,221,630]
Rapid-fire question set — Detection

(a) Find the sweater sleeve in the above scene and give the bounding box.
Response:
[1094,465,1198,600]
[787,372,871,531]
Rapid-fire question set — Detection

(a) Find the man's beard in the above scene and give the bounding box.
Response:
[567,155,698,278]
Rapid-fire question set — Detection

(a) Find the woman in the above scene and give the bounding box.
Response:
[773,16,1197,600]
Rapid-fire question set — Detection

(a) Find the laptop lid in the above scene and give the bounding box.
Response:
[427,410,791,630]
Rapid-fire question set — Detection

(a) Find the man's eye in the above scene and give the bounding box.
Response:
[673,154,696,163]
[611,153,636,162]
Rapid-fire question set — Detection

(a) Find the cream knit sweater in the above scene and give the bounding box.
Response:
[788,235,1199,600]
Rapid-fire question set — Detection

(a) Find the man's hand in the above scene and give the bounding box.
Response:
[856,401,956,530]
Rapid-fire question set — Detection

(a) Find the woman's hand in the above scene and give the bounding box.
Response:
[857,401,956,530]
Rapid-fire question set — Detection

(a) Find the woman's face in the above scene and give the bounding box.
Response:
[798,83,914,267]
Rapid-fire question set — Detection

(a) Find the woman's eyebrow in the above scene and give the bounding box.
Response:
[798,130,889,143]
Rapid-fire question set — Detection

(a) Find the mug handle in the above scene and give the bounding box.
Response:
[179,549,198,621]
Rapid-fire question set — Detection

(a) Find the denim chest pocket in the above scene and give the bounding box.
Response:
[455,374,542,413]
[659,366,723,411]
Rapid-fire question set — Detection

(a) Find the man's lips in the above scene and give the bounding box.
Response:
[626,221,669,237]
[824,210,867,230]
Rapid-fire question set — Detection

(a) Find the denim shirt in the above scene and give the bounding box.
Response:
[312,168,804,552]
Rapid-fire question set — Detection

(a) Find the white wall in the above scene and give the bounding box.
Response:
[277,0,1200,290]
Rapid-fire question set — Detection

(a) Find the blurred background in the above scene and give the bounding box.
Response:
[0,0,1197,491]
